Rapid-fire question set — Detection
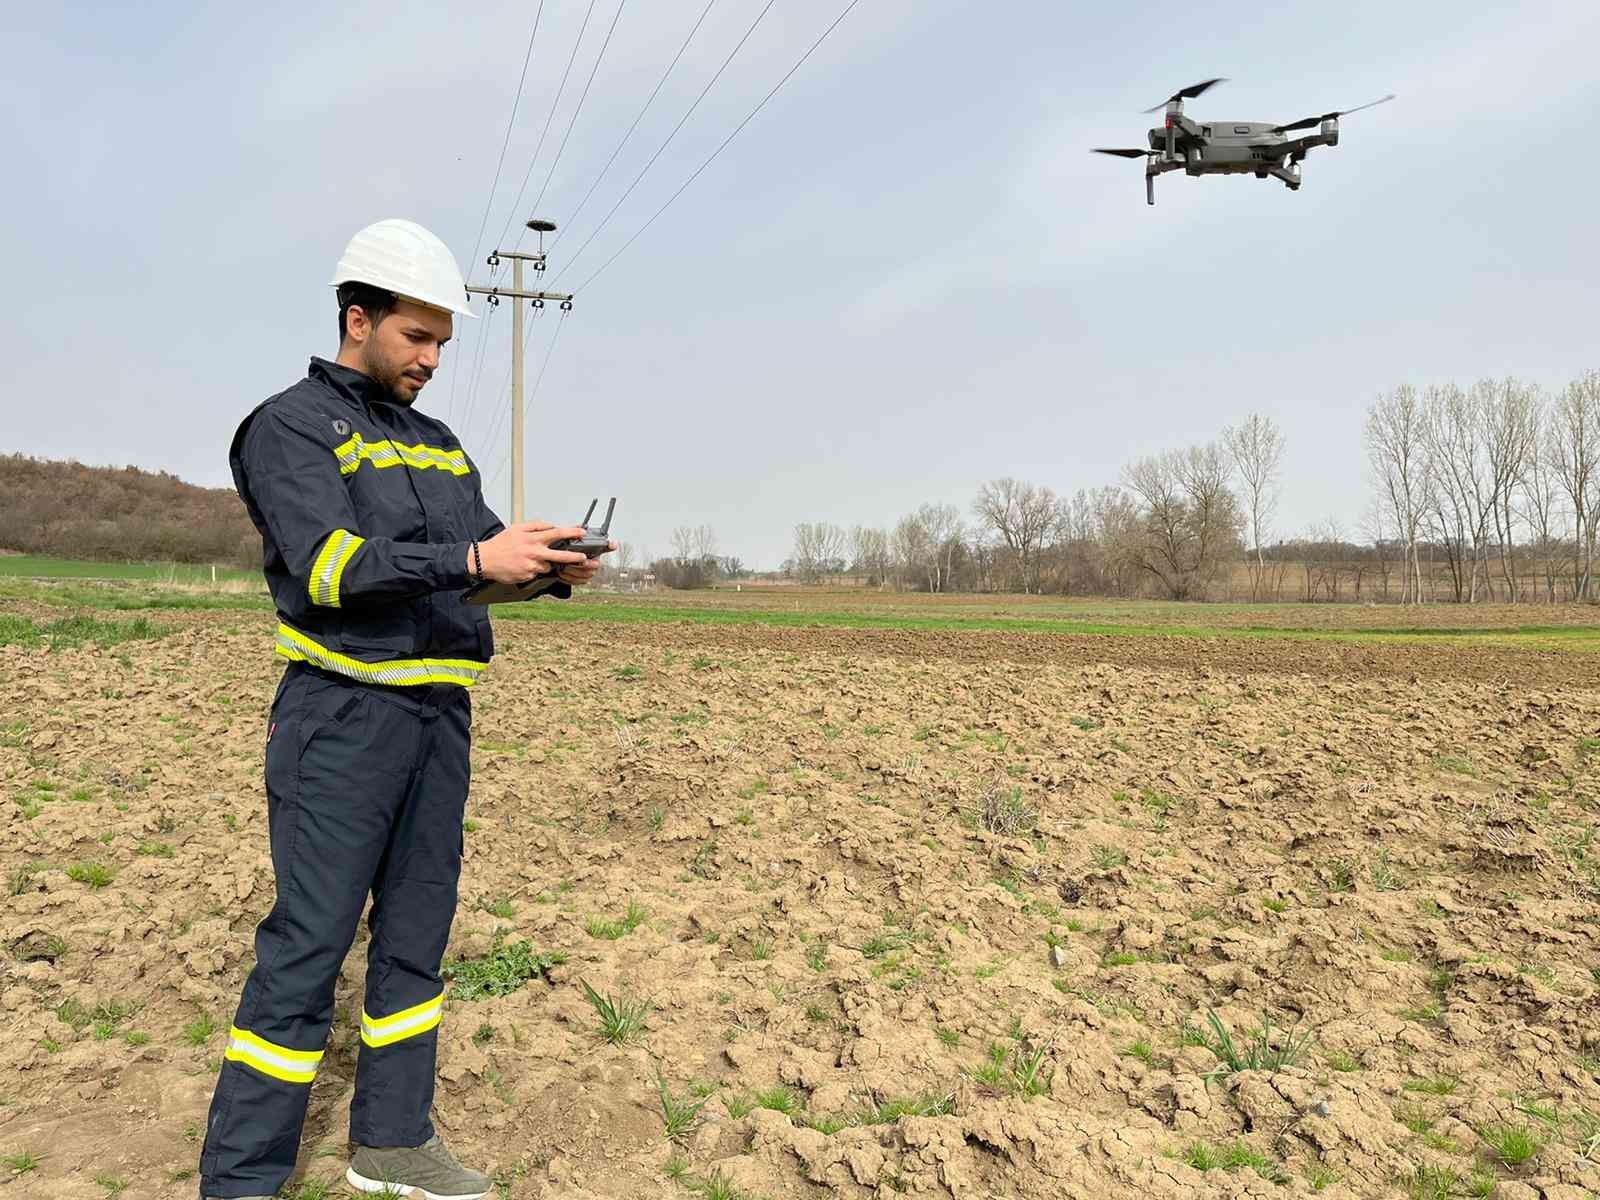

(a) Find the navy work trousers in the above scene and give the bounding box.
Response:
[198,663,471,1198]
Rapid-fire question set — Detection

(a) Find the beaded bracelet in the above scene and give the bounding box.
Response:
[471,540,484,581]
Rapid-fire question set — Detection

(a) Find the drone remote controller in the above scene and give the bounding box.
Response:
[460,496,617,605]
[547,497,615,560]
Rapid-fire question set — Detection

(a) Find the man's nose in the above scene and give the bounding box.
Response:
[418,342,440,370]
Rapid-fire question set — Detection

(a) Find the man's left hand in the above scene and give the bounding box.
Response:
[555,540,619,587]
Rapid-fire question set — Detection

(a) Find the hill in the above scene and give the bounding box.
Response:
[0,454,257,566]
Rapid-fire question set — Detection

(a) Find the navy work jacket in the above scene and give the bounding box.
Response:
[230,356,568,687]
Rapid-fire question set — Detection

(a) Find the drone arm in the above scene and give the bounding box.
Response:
[1254,132,1329,163]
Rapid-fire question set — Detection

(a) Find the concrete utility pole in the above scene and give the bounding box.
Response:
[465,217,573,524]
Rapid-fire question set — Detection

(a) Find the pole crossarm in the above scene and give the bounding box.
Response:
[465,285,574,303]
[487,250,547,264]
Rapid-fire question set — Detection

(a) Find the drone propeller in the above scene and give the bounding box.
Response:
[1142,77,1226,113]
[1092,147,1156,158]
[1273,93,1395,133]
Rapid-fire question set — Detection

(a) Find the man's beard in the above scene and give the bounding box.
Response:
[361,343,428,405]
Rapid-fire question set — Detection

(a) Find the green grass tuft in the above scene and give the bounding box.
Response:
[1480,1124,1540,1166]
[1201,1008,1313,1076]
[66,861,115,888]
[585,900,648,940]
[579,979,649,1044]
[443,937,566,1001]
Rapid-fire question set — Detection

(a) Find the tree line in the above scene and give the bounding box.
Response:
[0,454,259,566]
[10,368,1596,605]
[1365,371,1599,602]
[781,368,1600,603]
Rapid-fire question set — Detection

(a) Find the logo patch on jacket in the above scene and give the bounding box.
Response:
[332,419,351,436]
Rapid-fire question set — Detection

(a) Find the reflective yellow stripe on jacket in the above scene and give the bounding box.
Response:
[308,529,364,607]
[274,623,486,687]
[225,1026,323,1084]
[361,990,445,1048]
[333,432,469,477]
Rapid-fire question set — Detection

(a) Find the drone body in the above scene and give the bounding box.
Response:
[1094,79,1394,205]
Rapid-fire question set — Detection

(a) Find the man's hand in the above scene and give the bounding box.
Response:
[555,539,618,588]
[473,522,588,584]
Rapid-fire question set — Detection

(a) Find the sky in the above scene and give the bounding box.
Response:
[4,0,1599,569]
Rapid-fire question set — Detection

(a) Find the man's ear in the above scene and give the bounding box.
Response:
[344,305,370,345]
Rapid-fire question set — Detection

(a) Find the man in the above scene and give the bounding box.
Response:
[199,218,608,1200]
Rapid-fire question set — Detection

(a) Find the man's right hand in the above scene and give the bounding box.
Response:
[473,522,589,584]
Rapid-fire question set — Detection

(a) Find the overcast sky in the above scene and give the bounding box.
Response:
[5,1,1599,569]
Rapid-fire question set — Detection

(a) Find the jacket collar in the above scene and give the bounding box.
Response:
[307,356,401,411]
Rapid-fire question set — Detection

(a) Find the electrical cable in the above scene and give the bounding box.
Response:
[551,0,717,249]
[449,3,546,428]
[525,0,628,229]
[548,0,777,287]
[568,0,862,295]
[491,0,599,258]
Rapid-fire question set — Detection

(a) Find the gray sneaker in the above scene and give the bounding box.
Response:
[346,1134,490,1200]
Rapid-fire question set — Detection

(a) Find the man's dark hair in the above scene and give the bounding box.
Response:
[336,282,399,343]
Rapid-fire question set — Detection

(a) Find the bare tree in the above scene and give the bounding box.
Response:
[1520,393,1566,602]
[1176,443,1245,597]
[1423,383,1493,601]
[607,540,637,588]
[670,526,696,566]
[1477,379,1537,602]
[849,525,891,587]
[1223,413,1285,601]
[790,522,847,583]
[916,502,962,593]
[1361,501,1393,600]
[693,524,718,564]
[1365,385,1431,603]
[1122,444,1243,600]
[1550,368,1600,600]
[892,511,934,591]
[972,479,1057,593]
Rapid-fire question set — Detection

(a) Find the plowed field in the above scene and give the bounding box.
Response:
[3,599,1598,1200]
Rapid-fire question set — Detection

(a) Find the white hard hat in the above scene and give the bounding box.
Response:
[330,218,476,319]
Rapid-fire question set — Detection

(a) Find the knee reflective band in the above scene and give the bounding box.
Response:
[274,623,486,687]
[361,990,445,1048]
[308,529,365,607]
[224,1026,324,1084]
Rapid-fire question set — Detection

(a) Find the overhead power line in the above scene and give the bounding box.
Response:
[525,0,629,232]
[569,0,864,295]
[552,0,718,248]
[492,0,599,258]
[465,0,596,436]
[466,3,546,281]
[550,0,778,287]
[449,1,546,427]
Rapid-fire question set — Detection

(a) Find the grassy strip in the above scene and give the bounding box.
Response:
[2,571,1594,650]
[0,555,258,583]
[0,579,271,611]
[494,597,1600,650]
[0,613,174,650]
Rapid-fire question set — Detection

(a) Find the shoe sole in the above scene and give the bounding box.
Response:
[345,1166,488,1200]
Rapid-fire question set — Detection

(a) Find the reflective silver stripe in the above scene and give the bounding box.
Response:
[224,1026,322,1083]
[309,529,359,607]
[332,433,469,477]
[273,623,485,688]
[361,991,445,1048]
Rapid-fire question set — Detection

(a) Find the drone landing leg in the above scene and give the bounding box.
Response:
[1146,173,1155,206]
